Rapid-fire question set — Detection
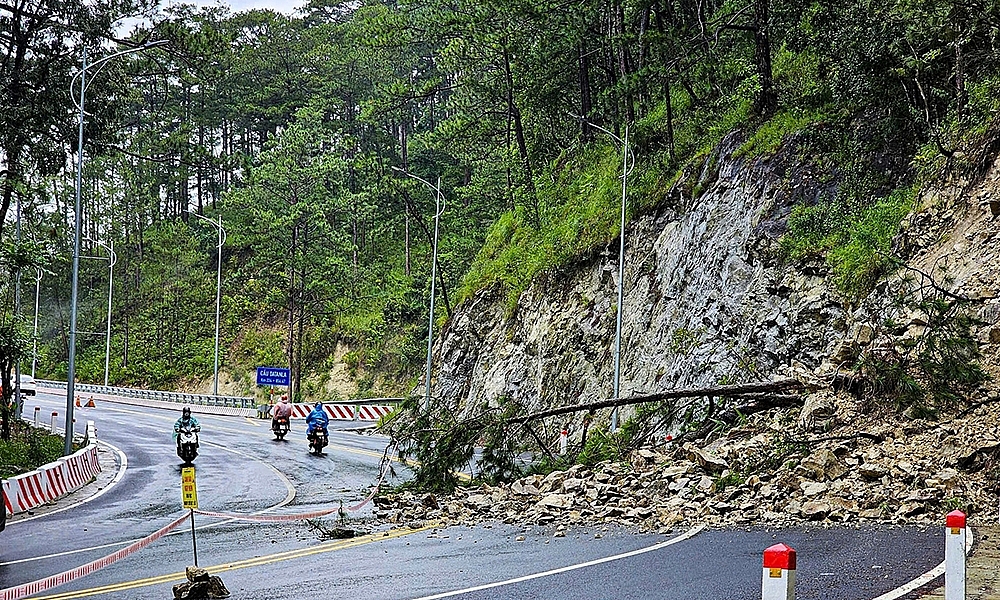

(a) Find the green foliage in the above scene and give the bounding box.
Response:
[860,283,988,415]
[383,396,527,491]
[736,109,832,160]
[715,470,745,492]
[0,422,68,478]
[782,185,916,296]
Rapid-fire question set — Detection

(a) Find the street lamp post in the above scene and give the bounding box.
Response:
[187,211,226,397]
[573,116,634,432]
[86,238,116,387]
[32,270,41,379]
[391,166,445,413]
[65,40,166,455]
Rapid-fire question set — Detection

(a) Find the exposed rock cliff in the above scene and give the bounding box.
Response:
[431,133,1000,435]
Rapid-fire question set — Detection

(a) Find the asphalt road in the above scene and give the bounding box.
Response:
[1,390,946,600]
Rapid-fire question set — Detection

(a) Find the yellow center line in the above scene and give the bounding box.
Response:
[243,417,261,427]
[30,524,438,600]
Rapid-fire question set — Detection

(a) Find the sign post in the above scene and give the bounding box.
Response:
[182,466,199,566]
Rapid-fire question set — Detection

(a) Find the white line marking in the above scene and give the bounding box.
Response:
[410,525,705,600]
[0,437,296,568]
[870,526,974,600]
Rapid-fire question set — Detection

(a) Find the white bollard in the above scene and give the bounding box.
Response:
[50,411,58,431]
[34,406,40,427]
[559,428,568,456]
[762,543,796,600]
[945,510,966,600]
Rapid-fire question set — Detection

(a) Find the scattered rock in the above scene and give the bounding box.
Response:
[172,567,230,599]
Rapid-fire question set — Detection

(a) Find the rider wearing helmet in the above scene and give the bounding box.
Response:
[305,402,329,436]
[173,406,201,440]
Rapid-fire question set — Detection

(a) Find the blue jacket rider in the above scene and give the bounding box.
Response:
[306,402,329,435]
[173,406,201,440]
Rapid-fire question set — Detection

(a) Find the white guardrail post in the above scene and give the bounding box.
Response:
[762,543,796,600]
[33,406,40,427]
[50,411,58,431]
[945,510,966,600]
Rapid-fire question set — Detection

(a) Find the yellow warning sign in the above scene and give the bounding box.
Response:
[768,567,783,578]
[181,466,198,509]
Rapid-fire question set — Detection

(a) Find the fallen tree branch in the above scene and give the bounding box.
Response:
[784,432,886,445]
[509,378,805,424]
[670,393,805,445]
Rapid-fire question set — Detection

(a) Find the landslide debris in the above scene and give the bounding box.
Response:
[375,389,1000,530]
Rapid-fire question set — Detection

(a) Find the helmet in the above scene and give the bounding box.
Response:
[281,394,288,401]
[314,402,322,409]
[182,406,191,418]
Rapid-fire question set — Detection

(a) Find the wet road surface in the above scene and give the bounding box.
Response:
[1,391,945,599]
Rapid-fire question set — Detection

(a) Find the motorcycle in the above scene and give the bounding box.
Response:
[272,416,290,441]
[176,425,200,464]
[307,428,328,455]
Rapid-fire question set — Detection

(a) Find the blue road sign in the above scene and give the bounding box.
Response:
[256,367,290,386]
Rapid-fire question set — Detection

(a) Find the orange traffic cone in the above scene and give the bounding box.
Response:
[85,397,96,408]
[74,397,81,407]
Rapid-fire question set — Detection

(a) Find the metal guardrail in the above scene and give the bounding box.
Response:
[38,379,256,409]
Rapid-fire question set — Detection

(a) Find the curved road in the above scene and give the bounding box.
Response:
[1,390,946,599]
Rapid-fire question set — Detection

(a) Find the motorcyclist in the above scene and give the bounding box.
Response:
[173,406,201,440]
[305,402,329,437]
[272,395,293,425]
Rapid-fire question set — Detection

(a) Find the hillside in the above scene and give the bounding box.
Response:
[3,0,1000,460]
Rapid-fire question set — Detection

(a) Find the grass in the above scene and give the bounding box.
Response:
[781,185,917,296]
[0,421,70,479]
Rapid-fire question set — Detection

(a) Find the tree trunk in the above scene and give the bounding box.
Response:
[579,41,593,140]
[752,0,777,117]
[502,45,539,225]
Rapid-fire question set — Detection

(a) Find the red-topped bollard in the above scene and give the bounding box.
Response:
[945,510,966,600]
[559,428,568,455]
[762,543,796,600]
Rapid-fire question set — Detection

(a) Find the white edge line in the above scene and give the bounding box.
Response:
[0,438,297,568]
[870,526,975,600]
[6,440,128,526]
[410,524,706,600]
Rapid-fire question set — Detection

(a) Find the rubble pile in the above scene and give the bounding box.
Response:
[375,389,1000,530]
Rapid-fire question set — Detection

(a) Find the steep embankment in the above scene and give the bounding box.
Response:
[435,132,1000,420]
[435,132,843,424]
[385,137,1000,530]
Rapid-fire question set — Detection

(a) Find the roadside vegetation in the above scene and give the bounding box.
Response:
[2,1,998,484]
[0,421,69,478]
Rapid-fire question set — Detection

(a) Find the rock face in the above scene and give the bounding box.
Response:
[434,132,844,425]
[172,567,230,600]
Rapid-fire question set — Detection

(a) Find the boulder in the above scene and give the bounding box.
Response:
[800,449,847,481]
[172,567,230,599]
[683,443,729,473]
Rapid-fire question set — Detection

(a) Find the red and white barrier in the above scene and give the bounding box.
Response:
[288,403,394,421]
[762,543,796,600]
[3,421,102,517]
[0,512,190,600]
[945,510,966,600]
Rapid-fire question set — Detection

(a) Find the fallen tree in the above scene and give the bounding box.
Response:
[508,378,806,425]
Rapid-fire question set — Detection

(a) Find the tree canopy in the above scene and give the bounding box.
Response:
[1,0,997,400]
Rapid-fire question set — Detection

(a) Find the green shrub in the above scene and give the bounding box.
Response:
[0,423,70,478]
[782,185,916,296]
